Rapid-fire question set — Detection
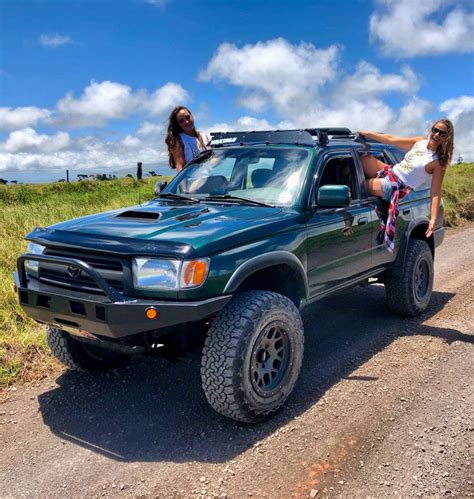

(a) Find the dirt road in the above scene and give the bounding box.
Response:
[1,225,473,498]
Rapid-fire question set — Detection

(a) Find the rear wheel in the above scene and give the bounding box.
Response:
[46,326,129,372]
[385,239,434,316]
[201,291,304,423]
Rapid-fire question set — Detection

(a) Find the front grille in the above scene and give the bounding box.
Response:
[39,247,128,295]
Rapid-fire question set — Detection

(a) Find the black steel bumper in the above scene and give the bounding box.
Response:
[14,254,232,339]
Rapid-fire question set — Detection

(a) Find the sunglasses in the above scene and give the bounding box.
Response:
[431,126,448,138]
[178,114,192,124]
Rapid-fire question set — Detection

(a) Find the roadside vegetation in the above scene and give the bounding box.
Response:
[0,165,472,387]
[0,177,165,387]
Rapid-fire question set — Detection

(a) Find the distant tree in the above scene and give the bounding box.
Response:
[126,174,134,178]
[10,180,18,184]
[57,179,65,182]
[0,178,8,185]
[456,155,464,165]
[148,170,157,177]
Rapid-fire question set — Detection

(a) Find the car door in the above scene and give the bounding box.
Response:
[305,150,376,297]
[360,148,409,268]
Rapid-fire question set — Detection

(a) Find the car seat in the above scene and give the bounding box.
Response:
[251,169,273,188]
[195,175,228,195]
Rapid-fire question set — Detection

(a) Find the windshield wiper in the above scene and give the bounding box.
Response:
[157,192,200,203]
[203,194,274,208]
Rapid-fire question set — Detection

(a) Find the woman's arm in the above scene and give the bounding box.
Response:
[426,161,446,237]
[357,131,424,150]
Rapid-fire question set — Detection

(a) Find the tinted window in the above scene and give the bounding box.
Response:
[317,156,359,200]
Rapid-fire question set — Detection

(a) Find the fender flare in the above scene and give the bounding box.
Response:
[389,216,431,275]
[223,251,309,301]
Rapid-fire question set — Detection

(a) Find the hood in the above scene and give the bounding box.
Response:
[29,200,289,257]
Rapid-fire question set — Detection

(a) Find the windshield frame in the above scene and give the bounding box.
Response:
[163,145,316,209]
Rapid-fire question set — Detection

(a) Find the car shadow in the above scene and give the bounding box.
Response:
[38,285,470,463]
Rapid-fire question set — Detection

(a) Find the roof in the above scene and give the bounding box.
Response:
[209,128,381,148]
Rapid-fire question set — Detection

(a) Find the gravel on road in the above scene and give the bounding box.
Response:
[1,224,473,498]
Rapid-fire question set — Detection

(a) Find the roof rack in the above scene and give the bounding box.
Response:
[305,128,354,146]
[209,128,355,148]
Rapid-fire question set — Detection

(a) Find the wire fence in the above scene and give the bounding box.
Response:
[0,162,174,185]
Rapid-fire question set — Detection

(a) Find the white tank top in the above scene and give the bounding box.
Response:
[179,132,211,164]
[392,139,437,189]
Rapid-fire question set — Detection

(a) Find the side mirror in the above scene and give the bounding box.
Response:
[155,180,168,195]
[317,185,351,208]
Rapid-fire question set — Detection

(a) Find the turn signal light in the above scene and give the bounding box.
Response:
[182,260,209,287]
[145,307,159,320]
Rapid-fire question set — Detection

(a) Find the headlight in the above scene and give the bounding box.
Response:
[132,258,210,290]
[24,242,46,276]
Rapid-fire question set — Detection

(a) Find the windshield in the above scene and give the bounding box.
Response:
[164,147,312,207]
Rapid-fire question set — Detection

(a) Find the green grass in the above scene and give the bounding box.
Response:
[441,163,474,227]
[0,166,472,387]
[0,177,168,387]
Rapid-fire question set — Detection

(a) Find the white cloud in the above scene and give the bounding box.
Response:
[0,106,51,131]
[39,33,73,48]
[55,80,144,127]
[144,0,167,6]
[201,39,425,135]
[136,121,163,136]
[370,0,474,57]
[392,98,432,135]
[148,82,189,115]
[335,62,419,101]
[0,125,168,173]
[439,95,474,120]
[439,95,474,161]
[55,80,188,127]
[200,38,340,117]
[0,128,70,153]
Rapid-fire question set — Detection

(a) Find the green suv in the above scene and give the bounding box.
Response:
[14,128,445,422]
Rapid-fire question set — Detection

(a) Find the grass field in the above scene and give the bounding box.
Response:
[0,165,473,387]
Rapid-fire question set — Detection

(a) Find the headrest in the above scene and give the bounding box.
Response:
[251,169,273,188]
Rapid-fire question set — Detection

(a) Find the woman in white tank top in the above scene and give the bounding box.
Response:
[165,106,211,173]
[358,119,454,238]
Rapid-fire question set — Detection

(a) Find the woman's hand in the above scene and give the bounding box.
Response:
[425,219,436,237]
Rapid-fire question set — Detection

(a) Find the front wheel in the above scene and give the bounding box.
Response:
[201,291,304,423]
[46,326,129,372]
[385,239,434,316]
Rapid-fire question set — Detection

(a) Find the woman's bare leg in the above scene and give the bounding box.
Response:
[360,155,387,178]
[367,178,385,197]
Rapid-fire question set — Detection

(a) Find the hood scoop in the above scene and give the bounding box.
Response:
[115,210,161,222]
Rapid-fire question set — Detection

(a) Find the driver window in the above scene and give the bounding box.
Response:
[318,156,358,200]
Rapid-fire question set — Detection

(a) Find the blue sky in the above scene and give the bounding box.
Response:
[1,0,473,182]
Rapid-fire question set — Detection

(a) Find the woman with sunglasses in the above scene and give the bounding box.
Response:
[165,106,211,173]
[357,120,454,251]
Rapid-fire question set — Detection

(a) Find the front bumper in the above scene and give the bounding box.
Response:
[14,254,232,339]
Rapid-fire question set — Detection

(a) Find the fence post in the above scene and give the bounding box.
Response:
[66,170,69,183]
[137,162,143,180]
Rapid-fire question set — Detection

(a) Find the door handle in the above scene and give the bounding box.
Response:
[358,217,368,225]
[402,208,411,215]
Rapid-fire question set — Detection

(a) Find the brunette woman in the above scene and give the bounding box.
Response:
[165,106,210,173]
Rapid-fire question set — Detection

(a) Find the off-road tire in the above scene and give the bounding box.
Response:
[385,239,434,317]
[46,326,129,372]
[201,291,304,423]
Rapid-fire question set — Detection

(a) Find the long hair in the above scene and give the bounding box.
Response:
[165,106,201,169]
[431,119,454,168]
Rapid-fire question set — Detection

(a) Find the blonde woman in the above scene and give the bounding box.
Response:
[358,119,454,251]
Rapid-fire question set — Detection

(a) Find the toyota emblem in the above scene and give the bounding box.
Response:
[67,266,82,279]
